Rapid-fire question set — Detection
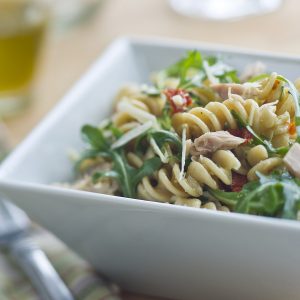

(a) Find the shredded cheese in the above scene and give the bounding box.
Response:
[227,86,233,101]
[111,121,153,149]
[172,95,185,106]
[150,137,169,163]
[118,98,158,127]
[259,100,279,110]
[179,125,187,181]
[242,82,261,89]
[210,61,232,76]
[203,60,218,84]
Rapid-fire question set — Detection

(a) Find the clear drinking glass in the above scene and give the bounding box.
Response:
[0,0,48,117]
[169,0,282,20]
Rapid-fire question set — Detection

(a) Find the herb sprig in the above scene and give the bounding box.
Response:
[209,172,300,220]
[231,110,289,156]
[163,51,239,89]
[135,129,182,155]
[78,125,162,198]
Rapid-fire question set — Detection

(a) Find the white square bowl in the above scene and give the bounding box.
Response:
[1,37,300,300]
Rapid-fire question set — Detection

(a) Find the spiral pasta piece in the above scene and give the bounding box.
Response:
[115,85,166,116]
[246,145,268,167]
[112,97,157,132]
[172,93,291,146]
[258,74,295,117]
[112,83,167,133]
[137,163,203,203]
[259,72,279,100]
[136,149,241,205]
[188,150,241,189]
[172,102,237,138]
[136,140,283,203]
[247,157,283,181]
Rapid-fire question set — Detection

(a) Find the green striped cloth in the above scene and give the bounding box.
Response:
[0,227,122,300]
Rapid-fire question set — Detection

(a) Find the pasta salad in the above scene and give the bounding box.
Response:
[68,51,300,220]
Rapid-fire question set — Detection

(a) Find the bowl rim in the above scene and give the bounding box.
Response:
[1,178,300,231]
[1,36,300,230]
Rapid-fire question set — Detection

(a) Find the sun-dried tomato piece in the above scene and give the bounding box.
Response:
[231,173,248,192]
[228,128,253,145]
[164,88,192,113]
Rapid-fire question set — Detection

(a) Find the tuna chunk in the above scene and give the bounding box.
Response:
[190,131,245,156]
[283,143,300,179]
[212,83,260,100]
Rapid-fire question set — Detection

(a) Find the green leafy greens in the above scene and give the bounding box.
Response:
[78,125,162,198]
[135,129,182,155]
[230,110,289,156]
[209,172,300,220]
[163,50,239,89]
[165,50,203,86]
[157,103,172,130]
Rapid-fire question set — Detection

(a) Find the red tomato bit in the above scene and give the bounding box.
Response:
[228,128,253,145]
[231,173,248,192]
[164,88,192,113]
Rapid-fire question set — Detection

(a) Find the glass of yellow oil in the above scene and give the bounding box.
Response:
[0,0,48,117]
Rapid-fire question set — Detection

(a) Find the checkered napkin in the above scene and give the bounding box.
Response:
[0,227,122,300]
[0,124,122,300]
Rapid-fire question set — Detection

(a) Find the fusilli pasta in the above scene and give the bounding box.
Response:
[68,50,300,220]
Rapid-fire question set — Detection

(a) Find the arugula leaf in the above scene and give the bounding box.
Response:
[234,181,284,216]
[166,50,203,80]
[161,51,239,90]
[96,152,162,198]
[150,130,182,151]
[217,70,240,83]
[246,125,289,156]
[105,122,123,138]
[110,151,134,197]
[248,73,270,82]
[206,56,217,66]
[230,110,289,156]
[92,170,120,183]
[75,149,110,172]
[209,172,300,220]
[79,124,162,198]
[132,157,162,186]
[230,110,247,128]
[81,125,109,150]
[135,129,182,154]
[207,188,240,208]
[157,104,172,130]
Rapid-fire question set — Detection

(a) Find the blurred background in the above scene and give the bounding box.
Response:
[0,0,299,298]
[1,0,299,147]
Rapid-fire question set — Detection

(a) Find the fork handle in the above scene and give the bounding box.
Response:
[10,237,74,300]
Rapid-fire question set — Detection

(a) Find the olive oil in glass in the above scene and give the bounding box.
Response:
[0,0,48,117]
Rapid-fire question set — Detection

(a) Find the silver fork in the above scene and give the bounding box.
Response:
[0,199,74,300]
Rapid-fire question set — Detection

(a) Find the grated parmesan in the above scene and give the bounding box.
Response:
[179,125,187,181]
[118,98,158,127]
[150,137,169,163]
[111,121,153,149]
[203,60,218,84]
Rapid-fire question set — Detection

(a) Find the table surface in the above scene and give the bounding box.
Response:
[4,0,300,298]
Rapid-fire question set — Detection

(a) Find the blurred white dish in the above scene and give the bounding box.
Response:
[0,37,300,300]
